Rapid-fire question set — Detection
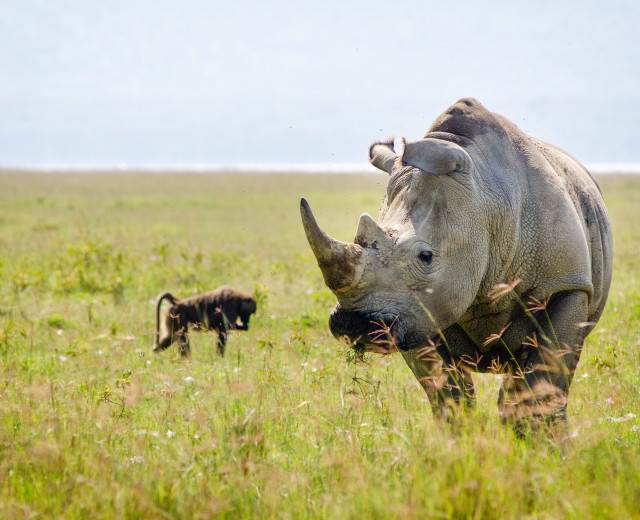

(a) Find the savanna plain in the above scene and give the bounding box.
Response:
[1,171,639,519]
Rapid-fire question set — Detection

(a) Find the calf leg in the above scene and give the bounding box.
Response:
[153,333,173,353]
[153,314,182,352]
[177,325,191,358]
[216,325,227,357]
[153,316,178,353]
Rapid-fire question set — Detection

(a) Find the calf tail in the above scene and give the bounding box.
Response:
[155,292,178,344]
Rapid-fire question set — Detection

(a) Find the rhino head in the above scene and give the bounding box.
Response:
[301,135,490,353]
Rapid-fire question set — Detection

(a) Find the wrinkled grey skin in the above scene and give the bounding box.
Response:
[301,98,612,425]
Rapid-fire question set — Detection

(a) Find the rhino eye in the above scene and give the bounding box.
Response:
[418,250,433,264]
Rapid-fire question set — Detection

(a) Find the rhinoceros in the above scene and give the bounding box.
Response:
[300,98,612,426]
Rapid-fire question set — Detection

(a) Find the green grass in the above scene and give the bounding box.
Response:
[0,170,639,519]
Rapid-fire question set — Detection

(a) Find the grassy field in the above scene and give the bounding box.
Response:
[0,170,639,519]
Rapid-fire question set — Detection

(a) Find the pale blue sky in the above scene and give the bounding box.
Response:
[1,0,639,168]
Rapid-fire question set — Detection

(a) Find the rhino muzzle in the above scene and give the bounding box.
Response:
[329,308,408,352]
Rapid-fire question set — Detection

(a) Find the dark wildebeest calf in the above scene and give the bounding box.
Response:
[152,285,257,357]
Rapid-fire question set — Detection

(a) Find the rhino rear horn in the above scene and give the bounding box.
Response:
[300,198,363,292]
[354,213,392,249]
[398,137,473,175]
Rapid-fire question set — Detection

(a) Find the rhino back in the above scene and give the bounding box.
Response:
[426,98,612,326]
[532,140,613,323]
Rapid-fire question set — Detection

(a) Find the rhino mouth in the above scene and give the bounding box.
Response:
[329,308,408,353]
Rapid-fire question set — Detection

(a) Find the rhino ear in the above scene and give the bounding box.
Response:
[397,137,473,175]
[368,137,398,175]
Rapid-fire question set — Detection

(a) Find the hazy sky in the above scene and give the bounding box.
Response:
[1,0,639,168]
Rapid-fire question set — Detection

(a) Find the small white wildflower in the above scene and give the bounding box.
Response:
[146,360,151,365]
[301,362,308,367]
[570,427,580,439]
[631,425,639,432]
[184,376,195,383]
[605,397,615,404]
[167,430,176,438]
[59,355,67,361]
[98,349,104,355]
[130,455,144,464]
[603,414,635,423]
[193,434,200,439]
[56,329,63,336]
[233,367,241,373]
[581,373,590,379]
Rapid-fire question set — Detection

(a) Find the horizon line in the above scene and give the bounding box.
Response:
[3,162,640,175]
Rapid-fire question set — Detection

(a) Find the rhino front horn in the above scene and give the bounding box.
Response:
[300,198,363,292]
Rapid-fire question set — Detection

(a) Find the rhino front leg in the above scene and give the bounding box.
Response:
[401,325,477,420]
[497,290,589,431]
